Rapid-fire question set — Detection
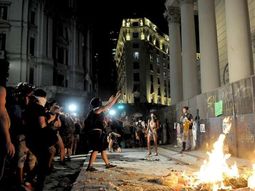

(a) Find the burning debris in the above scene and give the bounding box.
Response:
[161,117,255,191]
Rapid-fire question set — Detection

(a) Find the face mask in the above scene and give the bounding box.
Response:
[35,96,47,107]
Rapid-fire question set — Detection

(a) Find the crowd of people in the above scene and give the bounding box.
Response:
[0,62,196,191]
[1,80,83,191]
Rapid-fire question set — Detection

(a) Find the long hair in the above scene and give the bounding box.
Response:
[0,59,9,87]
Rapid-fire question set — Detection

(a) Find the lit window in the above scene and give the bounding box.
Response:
[153,39,156,45]
[126,33,131,41]
[141,32,145,40]
[139,19,143,26]
[133,51,139,60]
[150,54,153,62]
[156,57,159,64]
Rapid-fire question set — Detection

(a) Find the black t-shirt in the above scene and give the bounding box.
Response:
[84,110,105,132]
[25,102,46,135]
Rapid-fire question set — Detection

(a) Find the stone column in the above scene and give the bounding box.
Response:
[225,0,252,83]
[198,0,220,93]
[180,0,199,100]
[164,1,183,104]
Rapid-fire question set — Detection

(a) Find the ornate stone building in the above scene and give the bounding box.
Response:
[115,18,171,106]
[165,0,255,103]
[0,0,93,114]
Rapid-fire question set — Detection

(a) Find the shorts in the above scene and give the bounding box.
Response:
[17,135,36,169]
[88,130,108,152]
[148,130,157,139]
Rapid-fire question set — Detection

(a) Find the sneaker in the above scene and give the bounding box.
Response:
[105,163,117,169]
[154,153,158,156]
[86,166,98,172]
[147,152,152,156]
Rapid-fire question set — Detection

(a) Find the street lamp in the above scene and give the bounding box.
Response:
[68,103,77,112]
[109,109,116,116]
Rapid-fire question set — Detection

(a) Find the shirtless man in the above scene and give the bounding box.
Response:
[147,112,159,156]
[0,60,15,181]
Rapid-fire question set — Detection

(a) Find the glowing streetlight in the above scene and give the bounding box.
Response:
[109,109,116,116]
[117,104,125,110]
[68,103,77,112]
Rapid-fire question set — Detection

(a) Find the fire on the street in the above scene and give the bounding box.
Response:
[162,117,255,191]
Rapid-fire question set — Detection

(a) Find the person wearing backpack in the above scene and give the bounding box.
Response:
[85,91,121,172]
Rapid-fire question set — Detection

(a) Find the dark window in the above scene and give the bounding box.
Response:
[56,74,64,87]
[0,33,6,50]
[150,75,153,82]
[133,73,140,82]
[29,68,34,84]
[133,32,139,38]
[133,84,140,91]
[157,67,160,74]
[65,49,68,65]
[158,88,161,96]
[150,64,153,71]
[30,37,35,56]
[57,24,64,36]
[150,84,154,93]
[134,97,140,104]
[157,78,160,84]
[57,47,64,64]
[0,6,7,20]
[133,62,139,69]
[133,43,139,48]
[31,11,36,24]
[132,22,139,26]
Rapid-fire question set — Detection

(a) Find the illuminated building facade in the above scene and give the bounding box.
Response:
[0,0,93,114]
[115,18,170,105]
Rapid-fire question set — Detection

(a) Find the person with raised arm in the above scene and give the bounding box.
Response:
[85,91,121,172]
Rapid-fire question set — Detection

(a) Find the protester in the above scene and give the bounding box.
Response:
[146,112,160,156]
[73,119,82,155]
[85,91,121,172]
[9,83,36,189]
[24,89,58,191]
[180,106,193,152]
[0,59,15,181]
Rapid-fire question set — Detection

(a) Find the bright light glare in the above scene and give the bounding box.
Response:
[117,104,124,110]
[109,109,116,116]
[68,104,77,112]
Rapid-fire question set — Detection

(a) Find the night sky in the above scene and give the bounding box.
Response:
[79,0,168,99]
